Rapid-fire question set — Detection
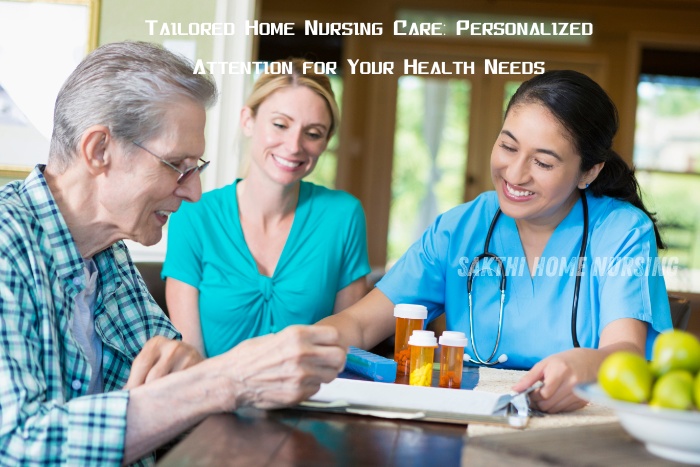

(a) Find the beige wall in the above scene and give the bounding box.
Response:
[99,0,217,61]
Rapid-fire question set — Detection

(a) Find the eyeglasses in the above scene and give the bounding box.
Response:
[132,141,210,185]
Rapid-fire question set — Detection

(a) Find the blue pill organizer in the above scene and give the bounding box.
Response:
[344,347,397,383]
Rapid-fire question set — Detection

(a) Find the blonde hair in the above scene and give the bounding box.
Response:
[245,58,339,139]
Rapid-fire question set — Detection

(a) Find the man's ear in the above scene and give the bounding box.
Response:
[79,125,112,175]
[240,107,254,137]
[579,162,605,189]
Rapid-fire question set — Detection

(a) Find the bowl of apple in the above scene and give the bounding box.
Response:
[574,330,700,465]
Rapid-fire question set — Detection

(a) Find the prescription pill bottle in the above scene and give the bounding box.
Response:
[408,330,438,387]
[438,331,468,389]
[394,304,428,375]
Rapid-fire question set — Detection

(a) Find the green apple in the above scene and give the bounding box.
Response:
[650,370,694,410]
[598,352,653,403]
[650,330,700,376]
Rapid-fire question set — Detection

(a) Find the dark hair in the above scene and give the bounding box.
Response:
[506,70,663,249]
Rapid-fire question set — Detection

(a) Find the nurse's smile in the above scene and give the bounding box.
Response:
[502,180,535,201]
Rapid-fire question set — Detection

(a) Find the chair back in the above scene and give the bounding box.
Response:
[669,294,691,330]
[134,262,168,316]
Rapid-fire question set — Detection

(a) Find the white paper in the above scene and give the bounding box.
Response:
[310,378,506,416]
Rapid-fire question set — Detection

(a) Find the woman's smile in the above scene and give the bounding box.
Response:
[503,180,535,201]
[271,154,304,170]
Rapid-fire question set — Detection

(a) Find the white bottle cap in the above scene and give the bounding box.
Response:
[394,304,428,319]
[408,330,438,347]
[439,331,468,348]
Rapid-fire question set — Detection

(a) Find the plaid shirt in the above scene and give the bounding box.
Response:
[0,166,179,466]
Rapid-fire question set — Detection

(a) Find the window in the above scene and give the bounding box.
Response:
[634,74,700,271]
[387,77,470,264]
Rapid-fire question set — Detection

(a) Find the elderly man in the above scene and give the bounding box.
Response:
[0,42,345,466]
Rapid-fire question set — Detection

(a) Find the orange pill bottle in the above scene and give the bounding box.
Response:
[393,304,427,375]
[408,330,438,387]
[438,331,468,389]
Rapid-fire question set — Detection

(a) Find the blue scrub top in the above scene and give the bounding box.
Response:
[377,191,672,370]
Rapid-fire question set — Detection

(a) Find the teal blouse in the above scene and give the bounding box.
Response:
[162,180,370,357]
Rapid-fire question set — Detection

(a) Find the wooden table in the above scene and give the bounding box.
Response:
[465,422,684,466]
[157,409,688,466]
[158,367,685,466]
[157,407,467,466]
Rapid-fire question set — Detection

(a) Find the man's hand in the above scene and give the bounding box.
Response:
[124,336,204,390]
[121,325,344,463]
[213,325,346,410]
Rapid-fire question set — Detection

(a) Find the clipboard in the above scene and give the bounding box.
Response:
[298,378,531,428]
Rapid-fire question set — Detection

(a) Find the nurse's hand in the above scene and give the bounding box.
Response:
[513,319,648,413]
[512,348,602,413]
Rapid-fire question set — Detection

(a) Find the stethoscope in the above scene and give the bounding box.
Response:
[465,190,589,366]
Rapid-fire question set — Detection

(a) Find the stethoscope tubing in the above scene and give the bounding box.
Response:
[466,190,589,366]
[571,191,589,348]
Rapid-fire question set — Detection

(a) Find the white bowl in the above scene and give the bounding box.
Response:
[575,383,700,465]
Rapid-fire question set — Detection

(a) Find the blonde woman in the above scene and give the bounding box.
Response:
[163,59,370,357]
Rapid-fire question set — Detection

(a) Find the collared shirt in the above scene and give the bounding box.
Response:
[0,166,179,466]
[70,257,104,394]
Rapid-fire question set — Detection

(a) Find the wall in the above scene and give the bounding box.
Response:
[261,0,700,266]
[98,0,255,261]
[99,0,217,61]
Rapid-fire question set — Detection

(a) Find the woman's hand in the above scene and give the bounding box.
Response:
[512,318,648,413]
[512,348,602,413]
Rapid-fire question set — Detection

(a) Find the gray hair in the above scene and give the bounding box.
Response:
[49,41,218,172]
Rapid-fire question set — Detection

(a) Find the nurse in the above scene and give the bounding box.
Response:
[163,59,370,358]
[317,70,672,413]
